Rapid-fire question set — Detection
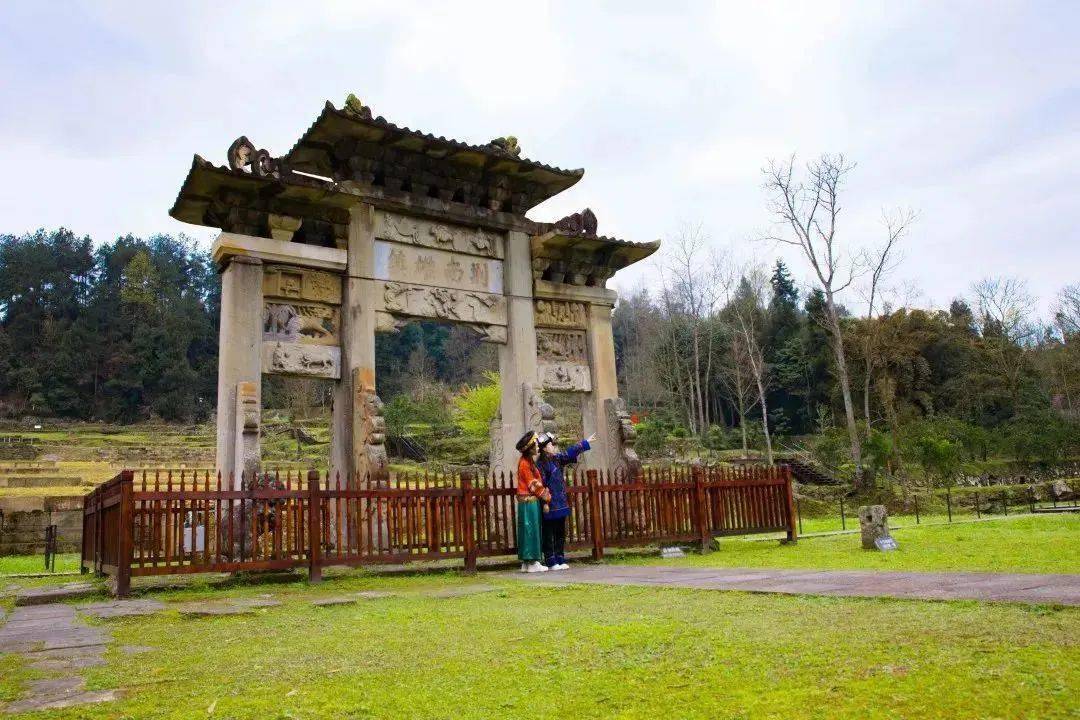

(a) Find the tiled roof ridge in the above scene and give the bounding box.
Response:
[283,101,585,178]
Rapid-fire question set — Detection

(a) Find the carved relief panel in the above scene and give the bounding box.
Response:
[375,281,507,326]
[534,299,587,329]
[262,342,341,380]
[538,362,592,392]
[261,264,343,379]
[375,212,504,259]
[263,265,342,305]
[263,302,340,346]
[537,329,588,362]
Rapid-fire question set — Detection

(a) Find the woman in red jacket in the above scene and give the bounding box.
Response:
[515,431,550,573]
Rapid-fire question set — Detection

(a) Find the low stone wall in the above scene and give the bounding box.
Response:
[0,496,82,556]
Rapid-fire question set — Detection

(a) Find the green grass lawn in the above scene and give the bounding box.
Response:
[0,571,1075,719]
[627,514,1080,574]
[0,553,80,576]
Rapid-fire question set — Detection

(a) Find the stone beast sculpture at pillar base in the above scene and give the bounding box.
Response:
[604,397,641,480]
[352,369,388,484]
[233,381,261,486]
[524,382,557,438]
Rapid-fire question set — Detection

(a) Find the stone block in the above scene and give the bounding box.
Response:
[858,505,894,550]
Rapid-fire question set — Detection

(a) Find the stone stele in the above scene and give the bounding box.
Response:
[857,505,893,550]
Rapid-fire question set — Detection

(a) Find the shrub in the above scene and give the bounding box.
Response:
[634,421,666,458]
[452,371,501,441]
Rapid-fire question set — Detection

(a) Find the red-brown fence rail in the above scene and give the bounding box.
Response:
[82,464,795,596]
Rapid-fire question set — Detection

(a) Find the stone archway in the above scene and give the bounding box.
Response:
[170,97,659,489]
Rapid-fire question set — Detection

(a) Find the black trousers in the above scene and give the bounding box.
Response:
[541,516,566,563]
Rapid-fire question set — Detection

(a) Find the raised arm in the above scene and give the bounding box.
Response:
[557,435,595,465]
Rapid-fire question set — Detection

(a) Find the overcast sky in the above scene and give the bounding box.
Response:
[1,1,1076,316]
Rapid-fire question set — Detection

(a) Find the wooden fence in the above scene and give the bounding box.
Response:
[82,464,795,596]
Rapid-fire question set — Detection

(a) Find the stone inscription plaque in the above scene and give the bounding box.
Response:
[263,265,342,304]
[376,212,504,259]
[374,241,503,294]
[262,342,341,379]
[534,299,588,329]
[376,281,507,326]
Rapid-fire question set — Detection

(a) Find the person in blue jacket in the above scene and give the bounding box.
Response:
[536,432,594,570]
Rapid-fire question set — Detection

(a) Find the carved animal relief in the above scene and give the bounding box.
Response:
[539,363,592,393]
[534,299,588,329]
[263,303,339,345]
[537,330,588,362]
[379,282,507,326]
[262,342,341,380]
[377,213,504,259]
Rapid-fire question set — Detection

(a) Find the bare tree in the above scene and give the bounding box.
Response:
[858,208,914,438]
[656,225,723,434]
[719,327,759,456]
[1054,284,1080,338]
[763,154,866,483]
[1049,284,1080,413]
[726,265,774,464]
[971,276,1037,407]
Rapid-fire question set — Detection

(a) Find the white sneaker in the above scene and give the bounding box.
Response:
[520,562,530,573]
[554,563,570,571]
[527,562,549,573]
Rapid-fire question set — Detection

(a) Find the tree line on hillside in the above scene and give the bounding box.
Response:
[0,228,219,422]
[3,155,1078,486]
[614,155,1080,487]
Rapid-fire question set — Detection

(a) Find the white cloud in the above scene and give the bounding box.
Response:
[0,1,1076,315]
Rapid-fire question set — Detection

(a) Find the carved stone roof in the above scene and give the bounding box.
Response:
[283,101,584,214]
[530,219,660,288]
[169,156,355,246]
[167,101,660,269]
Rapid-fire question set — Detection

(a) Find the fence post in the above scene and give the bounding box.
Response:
[79,498,88,574]
[975,490,981,519]
[307,470,322,584]
[115,471,134,598]
[783,465,798,543]
[1001,491,1007,516]
[587,469,604,561]
[840,497,845,531]
[914,494,920,524]
[1029,486,1035,514]
[95,488,104,575]
[691,465,710,552]
[946,487,952,523]
[461,471,477,574]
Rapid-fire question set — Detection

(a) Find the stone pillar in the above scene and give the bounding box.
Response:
[581,301,618,473]
[497,230,538,473]
[331,204,378,486]
[215,256,263,488]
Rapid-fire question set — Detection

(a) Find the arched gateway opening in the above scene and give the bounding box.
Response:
[168,97,659,490]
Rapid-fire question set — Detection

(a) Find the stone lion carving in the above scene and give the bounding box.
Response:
[354,373,388,483]
[488,136,521,157]
[604,397,641,480]
[343,93,373,120]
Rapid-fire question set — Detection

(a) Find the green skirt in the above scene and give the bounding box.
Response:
[516,500,543,562]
